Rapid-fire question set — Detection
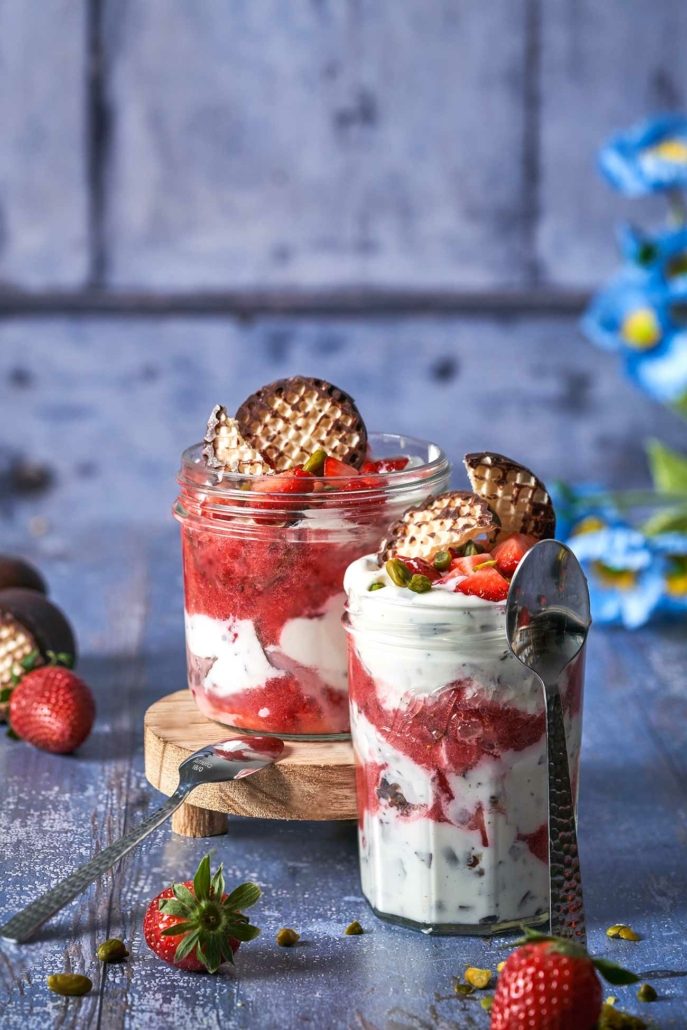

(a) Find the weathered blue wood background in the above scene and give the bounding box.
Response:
[1,3,687,1027]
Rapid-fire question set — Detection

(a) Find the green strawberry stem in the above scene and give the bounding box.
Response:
[518,927,639,986]
[159,854,261,973]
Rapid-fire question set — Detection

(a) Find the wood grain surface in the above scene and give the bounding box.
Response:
[144,690,357,823]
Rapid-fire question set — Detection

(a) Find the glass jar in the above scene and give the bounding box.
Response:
[174,433,449,740]
[344,565,585,934]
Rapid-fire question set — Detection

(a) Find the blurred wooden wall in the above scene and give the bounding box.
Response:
[1,1,686,539]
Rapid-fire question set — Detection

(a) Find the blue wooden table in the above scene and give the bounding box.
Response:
[1,519,686,1029]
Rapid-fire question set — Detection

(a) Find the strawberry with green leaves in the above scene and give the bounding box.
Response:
[490,929,639,1030]
[143,854,261,973]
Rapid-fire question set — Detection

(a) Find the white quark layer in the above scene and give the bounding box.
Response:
[184,613,280,695]
[185,597,349,699]
[352,704,562,928]
[272,593,348,693]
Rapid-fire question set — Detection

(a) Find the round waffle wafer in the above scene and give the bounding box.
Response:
[377,491,500,564]
[236,376,368,472]
[463,452,555,541]
[203,405,270,476]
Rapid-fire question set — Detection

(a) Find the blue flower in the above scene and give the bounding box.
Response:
[568,526,667,628]
[599,114,687,196]
[619,223,687,289]
[624,328,687,410]
[581,275,669,353]
[549,482,621,540]
[652,533,687,614]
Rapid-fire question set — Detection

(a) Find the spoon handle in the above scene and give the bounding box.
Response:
[0,788,188,944]
[545,685,586,946]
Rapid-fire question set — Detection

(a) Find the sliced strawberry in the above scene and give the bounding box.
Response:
[322,455,363,491]
[250,468,316,495]
[449,553,495,576]
[361,456,410,474]
[396,556,440,582]
[492,533,538,576]
[457,567,510,602]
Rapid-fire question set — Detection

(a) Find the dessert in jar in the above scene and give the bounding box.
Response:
[345,453,585,933]
[174,376,449,739]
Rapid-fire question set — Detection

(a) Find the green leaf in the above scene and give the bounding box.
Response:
[592,957,640,986]
[6,727,20,740]
[20,649,40,671]
[193,855,212,902]
[646,439,687,494]
[56,652,75,668]
[172,883,195,905]
[161,921,197,938]
[158,899,194,919]
[226,922,260,942]
[195,940,215,973]
[0,687,13,703]
[219,937,237,965]
[225,882,261,911]
[173,929,200,962]
[211,865,225,900]
[201,936,223,974]
[642,505,687,536]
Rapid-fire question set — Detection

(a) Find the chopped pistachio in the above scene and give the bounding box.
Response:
[637,983,657,1003]
[344,920,364,936]
[368,581,386,591]
[433,551,452,572]
[496,960,507,973]
[606,923,641,941]
[480,996,493,1012]
[276,927,300,947]
[474,559,497,570]
[453,982,474,997]
[46,974,92,997]
[463,540,480,556]
[464,967,492,989]
[408,574,432,593]
[385,558,411,587]
[605,996,617,1006]
[597,1003,648,1029]
[96,938,129,963]
[303,449,327,475]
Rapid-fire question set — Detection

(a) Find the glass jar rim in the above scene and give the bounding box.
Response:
[177,431,450,508]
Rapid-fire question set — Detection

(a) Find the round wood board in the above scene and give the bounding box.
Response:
[144,690,357,827]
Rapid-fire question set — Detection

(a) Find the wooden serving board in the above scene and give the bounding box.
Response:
[144,690,357,837]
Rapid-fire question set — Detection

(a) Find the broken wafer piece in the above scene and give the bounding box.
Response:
[377,491,500,564]
[203,405,270,475]
[236,376,368,472]
[464,452,555,541]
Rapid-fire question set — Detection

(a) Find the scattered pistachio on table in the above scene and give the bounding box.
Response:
[97,938,129,963]
[636,983,657,1003]
[276,927,300,947]
[344,920,364,936]
[606,923,641,941]
[464,966,492,989]
[46,973,92,997]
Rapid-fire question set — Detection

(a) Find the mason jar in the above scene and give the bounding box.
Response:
[174,433,449,740]
[344,555,585,933]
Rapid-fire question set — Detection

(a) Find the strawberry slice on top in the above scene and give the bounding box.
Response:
[492,532,538,577]
[457,566,510,602]
[361,456,409,474]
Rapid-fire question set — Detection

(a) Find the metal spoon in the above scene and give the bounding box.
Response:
[506,539,591,945]
[0,735,284,944]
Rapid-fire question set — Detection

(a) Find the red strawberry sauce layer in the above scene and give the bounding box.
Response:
[349,649,583,852]
[181,525,367,734]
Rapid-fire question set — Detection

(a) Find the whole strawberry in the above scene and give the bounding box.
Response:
[491,930,638,1030]
[9,663,95,754]
[143,854,260,973]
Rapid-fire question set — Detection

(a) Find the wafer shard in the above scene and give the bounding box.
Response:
[377,491,500,564]
[464,452,555,541]
[203,405,270,476]
[236,376,368,472]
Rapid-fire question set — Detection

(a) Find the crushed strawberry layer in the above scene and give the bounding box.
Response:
[350,650,583,860]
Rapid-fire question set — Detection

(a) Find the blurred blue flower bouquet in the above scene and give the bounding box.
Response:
[553,443,687,628]
[574,115,687,627]
[583,114,687,416]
